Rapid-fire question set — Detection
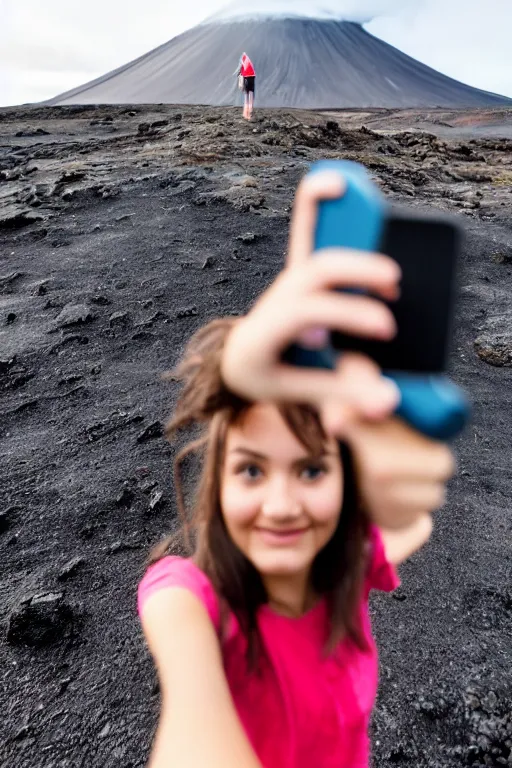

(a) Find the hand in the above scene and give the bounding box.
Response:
[221,172,402,433]
[345,416,455,531]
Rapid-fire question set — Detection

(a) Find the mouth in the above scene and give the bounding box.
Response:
[255,527,309,545]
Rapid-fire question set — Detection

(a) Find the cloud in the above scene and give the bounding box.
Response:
[1,0,511,105]
[210,0,410,23]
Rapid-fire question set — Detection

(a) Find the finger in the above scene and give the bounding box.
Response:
[319,400,356,436]
[320,395,399,437]
[268,250,399,350]
[348,418,456,482]
[335,354,401,420]
[376,481,447,515]
[295,251,401,301]
[319,355,400,434]
[381,427,456,482]
[287,171,346,268]
[269,357,397,416]
[271,293,398,350]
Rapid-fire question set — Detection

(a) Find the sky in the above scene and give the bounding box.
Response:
[1,0,511,106]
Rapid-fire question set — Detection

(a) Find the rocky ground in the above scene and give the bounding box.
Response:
[1,104,511,768]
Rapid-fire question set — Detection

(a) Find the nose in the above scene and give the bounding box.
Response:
[261,477,302,521]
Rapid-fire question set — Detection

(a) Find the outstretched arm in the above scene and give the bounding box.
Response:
[141,588,263,768]
[345,416,454,564]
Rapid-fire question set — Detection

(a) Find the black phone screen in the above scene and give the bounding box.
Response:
[330,212,461,373]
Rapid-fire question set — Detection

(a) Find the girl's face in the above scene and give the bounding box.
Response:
[220,404,343,585]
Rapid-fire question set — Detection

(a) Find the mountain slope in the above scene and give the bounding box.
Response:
[47,18,511,108]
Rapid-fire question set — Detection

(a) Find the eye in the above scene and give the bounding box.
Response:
[236,463,262,481]
[300,463,327,481]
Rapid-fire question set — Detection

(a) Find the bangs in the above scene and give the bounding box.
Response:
[278,403,328,457]
[229,401,328,458]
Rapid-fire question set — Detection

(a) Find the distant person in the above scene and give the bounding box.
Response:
[236,52,256,120]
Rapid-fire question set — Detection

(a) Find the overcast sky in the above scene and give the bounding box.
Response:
[1,0,510,106]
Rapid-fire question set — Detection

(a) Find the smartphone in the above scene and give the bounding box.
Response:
[329,209,461,373]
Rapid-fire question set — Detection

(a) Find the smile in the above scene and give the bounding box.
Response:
[255,527,309,545]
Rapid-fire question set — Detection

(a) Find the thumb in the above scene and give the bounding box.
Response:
[336,353,401,420]
[318,354,400,439]
[320,400,359,438]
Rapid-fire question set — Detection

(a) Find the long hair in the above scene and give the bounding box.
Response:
[148,318,370,664]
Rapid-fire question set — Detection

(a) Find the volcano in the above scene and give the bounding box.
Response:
[48,8,511,108]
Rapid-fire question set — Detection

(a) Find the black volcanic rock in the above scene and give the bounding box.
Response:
[54,303,94,328]
[475,327,512,366]
[46,17,511,109]
[7,592,76,647]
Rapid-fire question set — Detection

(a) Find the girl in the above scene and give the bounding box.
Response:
[237,52,256,120]
[138,172,455,768]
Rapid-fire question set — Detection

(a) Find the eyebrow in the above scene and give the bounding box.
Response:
[230,447,267,460]
[229,447,337,460]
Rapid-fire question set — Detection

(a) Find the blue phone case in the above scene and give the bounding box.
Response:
[287,160,470,440]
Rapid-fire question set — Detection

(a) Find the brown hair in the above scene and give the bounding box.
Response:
[148,318,370,664]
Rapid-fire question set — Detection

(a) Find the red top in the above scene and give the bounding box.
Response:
[240,54,256,77]
[138,525,399,768]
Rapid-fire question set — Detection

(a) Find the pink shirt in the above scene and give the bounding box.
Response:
[137,525,399,768]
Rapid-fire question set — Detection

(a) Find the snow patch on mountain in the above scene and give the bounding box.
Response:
[206,0,409,25]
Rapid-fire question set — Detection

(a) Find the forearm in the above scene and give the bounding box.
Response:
[148,704,262,768]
